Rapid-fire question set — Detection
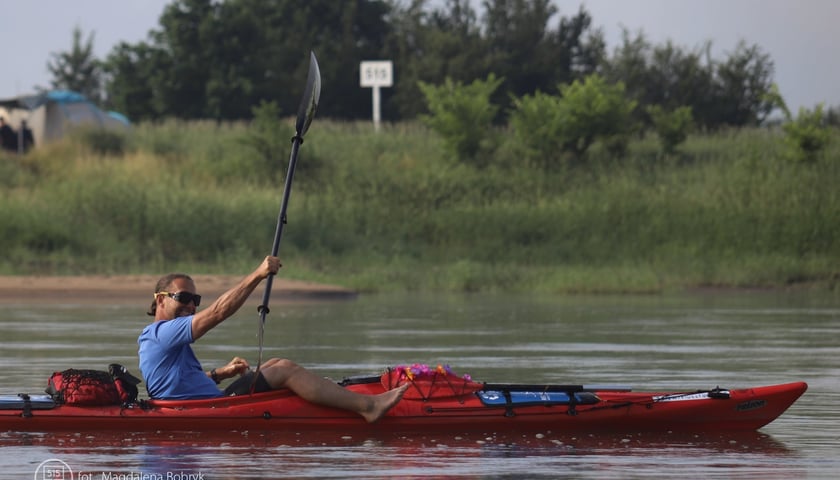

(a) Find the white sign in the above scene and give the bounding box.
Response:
[359,60,393,131]
[360,61,393,87]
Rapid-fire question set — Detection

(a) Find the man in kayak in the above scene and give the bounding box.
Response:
[138,256,408,423]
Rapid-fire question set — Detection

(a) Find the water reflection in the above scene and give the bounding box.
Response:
[0,429,800,479]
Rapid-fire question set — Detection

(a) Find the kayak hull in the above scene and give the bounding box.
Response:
[0,378,807,435]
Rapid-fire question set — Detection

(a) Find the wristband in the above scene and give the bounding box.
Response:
[210,368,221,384]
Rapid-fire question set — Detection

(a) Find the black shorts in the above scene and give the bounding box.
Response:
[223,371,271,396]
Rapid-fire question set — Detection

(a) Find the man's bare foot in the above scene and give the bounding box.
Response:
[362,383,409,423]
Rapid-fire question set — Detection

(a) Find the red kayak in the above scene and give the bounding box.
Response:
[0,365,807,435]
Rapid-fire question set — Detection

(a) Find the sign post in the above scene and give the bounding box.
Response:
[359,60,393,131]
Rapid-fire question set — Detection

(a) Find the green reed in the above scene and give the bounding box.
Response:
[0,121,836,293]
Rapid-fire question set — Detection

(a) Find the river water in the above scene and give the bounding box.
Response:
[1,291,838,479]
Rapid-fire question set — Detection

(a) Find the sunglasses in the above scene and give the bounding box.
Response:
[156,291,202,307]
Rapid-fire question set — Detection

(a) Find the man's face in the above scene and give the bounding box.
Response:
[157,277,199,319]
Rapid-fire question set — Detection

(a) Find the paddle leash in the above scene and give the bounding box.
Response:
[252,52,321,392]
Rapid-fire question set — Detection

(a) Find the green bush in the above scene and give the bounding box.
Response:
[554,74,637,157]
[418,74,503,166]
[764,83,832,163]
[508,91,568,170]
[507,75,638,169]
[647,105,694,154]
[783,105,832,163]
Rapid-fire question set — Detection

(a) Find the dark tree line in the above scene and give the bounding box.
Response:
[600,30,776,130]
[104,0,391,121]
[82,0,777,129]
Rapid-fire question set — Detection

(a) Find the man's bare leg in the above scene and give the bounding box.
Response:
[259,358,408,423]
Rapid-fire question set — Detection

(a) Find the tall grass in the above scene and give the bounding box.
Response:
[0,121,837,293]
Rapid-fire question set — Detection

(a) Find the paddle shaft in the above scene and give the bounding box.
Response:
[258,134,302,315]
[254,134,301,380]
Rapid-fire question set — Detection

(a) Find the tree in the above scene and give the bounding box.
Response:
[382,1,603,121]
[826,105,840,127]
[554,74,637,157]
[601,33,777,130]
[104,42,167,120]
[647,105,694,154]
[712,41,775,126]
[782,105,832,163]
[508,90,566,169]
[481,1,603,112]
[47,26,104,103]
[301,0,393,119]
[153,0,215,119]
[383,0,486,119]
[552,5,605,80]
[102,0,393,121]
[509,74,637,167]
[599,29,653,128]
[765,85,832,163]
[418,74,503,165]
[601,32,714,131]
[483,0,559,99]
[97,0,777,128]
[648,41,715,128]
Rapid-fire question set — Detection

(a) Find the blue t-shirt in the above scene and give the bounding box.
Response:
[138,316,222,400]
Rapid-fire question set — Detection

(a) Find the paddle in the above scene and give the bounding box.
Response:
[253,51,321,382]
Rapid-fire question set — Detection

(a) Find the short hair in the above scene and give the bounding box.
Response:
[146,273,193,316]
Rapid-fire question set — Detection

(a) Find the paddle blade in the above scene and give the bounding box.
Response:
[295,51,321,138]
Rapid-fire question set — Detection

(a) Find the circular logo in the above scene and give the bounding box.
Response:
[34,458,74,480]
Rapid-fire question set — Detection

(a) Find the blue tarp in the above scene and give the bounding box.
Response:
[45,90,89,104]
[1,90,130,125]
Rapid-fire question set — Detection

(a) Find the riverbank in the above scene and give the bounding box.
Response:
[2,123,837,293]
[0,275,357,305]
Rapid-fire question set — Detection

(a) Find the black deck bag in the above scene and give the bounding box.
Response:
[109,363,142,404]
[46,364,141,406]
